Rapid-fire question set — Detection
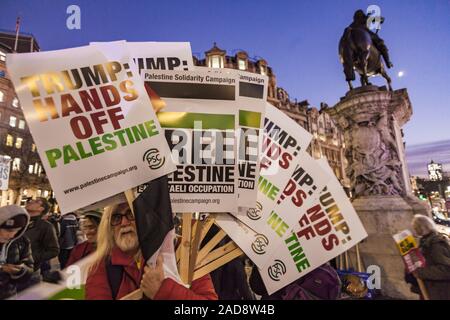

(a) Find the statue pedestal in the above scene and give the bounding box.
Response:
[328,86,429,299]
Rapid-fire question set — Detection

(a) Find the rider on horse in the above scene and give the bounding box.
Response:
[344,10,393,69]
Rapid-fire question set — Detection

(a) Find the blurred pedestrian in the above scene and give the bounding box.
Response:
[58,212,79,269]
[23,198,59,285]
[0,205,34,299]
[412,214,450,300]
[66,211,102,267]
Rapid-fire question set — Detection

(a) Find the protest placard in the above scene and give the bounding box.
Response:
[192,67,267,207]
[218,156,367,294]
[7,42,175,213]
[0,156,11,191]
[81,41,196,210]
[141,69,239,213]
[258,174,368,294]
[393,229,426,273]
[393,229,428,299]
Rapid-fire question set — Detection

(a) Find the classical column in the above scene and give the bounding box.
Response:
[327,86,429,299]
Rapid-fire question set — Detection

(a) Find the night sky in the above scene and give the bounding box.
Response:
[2,0,449,177]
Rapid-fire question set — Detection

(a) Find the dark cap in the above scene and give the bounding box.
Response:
[1,214,28,229]
[0,205,29,229]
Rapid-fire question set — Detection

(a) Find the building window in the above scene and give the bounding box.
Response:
[238,59,246,70]
[15,137,23,149]
[6,134,14,147]
[12,158,21,171]
[12,98,19,108]
[9,116,17,127]
[31,143,36,152]
[209,55,223,68]
[0,50,5,62]
[18,120,25,129]
[0,91,4,102]
[260,65,267,75]
[28,165,33,174]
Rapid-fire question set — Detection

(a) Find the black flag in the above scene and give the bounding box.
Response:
[132,175,174,262]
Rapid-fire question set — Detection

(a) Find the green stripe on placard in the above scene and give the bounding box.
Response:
[157,112,235,130]
[239,110,261,128]
[49,285,85,300]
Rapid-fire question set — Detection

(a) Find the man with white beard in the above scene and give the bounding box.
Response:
[85,202,217,300]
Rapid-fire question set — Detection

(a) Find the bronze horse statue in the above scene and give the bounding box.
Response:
[339,10,393,91]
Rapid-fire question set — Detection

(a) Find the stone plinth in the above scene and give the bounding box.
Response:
[327,86,429,299]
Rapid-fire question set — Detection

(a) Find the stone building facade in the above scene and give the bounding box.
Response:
[195,44,350,190]
[0,31,51,206]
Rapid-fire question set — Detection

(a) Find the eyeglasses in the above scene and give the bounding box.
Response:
[110,210,135,226]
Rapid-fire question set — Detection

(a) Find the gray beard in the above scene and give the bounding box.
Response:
[115,232,139,253]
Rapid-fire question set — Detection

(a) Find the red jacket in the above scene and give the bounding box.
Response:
[66,242,95,267]
[85,247,218,300]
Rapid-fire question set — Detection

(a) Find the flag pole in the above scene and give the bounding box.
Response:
[14,16,21,52]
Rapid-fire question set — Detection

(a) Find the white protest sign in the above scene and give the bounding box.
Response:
[194,68,268,208]
[218,158,367,294]
[259,174,368,294]
[0,156,11,191]
[7,42,175,213]
[142,69,239,213]
[83,41,195,210]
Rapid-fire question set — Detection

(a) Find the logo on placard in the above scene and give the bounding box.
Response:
[268,260,286,281]
[252,234,269,255]
[136,183,149,194]
[143,148,165,170]
[247,202,263,220]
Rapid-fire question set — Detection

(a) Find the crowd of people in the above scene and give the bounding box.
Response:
[1,198,450,300]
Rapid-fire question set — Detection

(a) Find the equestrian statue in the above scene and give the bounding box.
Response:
[339,10,394,91]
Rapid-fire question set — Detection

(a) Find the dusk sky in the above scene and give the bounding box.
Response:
[2,0,449,177]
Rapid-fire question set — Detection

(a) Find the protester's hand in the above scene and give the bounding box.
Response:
[140,254,165,299]
[412,270,420,278]
[1,264,22,275]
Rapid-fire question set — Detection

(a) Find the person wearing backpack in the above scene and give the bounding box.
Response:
[85,202,218,300]
[250,262,341,300]
[411,214,450,300]
[58,212,80,269]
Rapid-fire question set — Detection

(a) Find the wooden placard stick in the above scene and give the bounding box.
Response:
[417,278,430,300]
[356,244,363,273]
[120,288,143,300]
[179,212,192,284]
[195,241,238,270]
[198,217,216,244]
[196,229,227,265]
[188,219,204,285]
[124,189,135,214]
[176,216,214,264]
[193,247,244,281]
